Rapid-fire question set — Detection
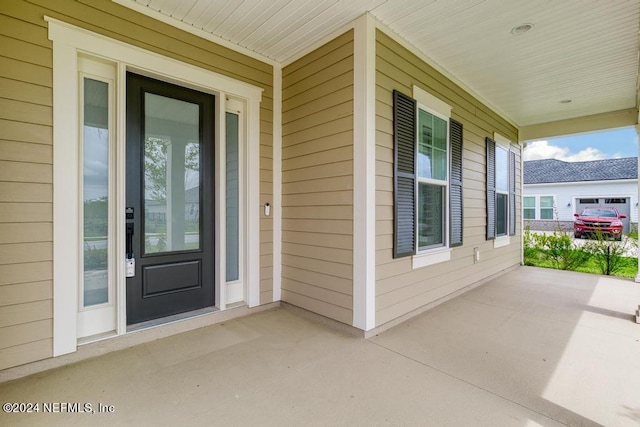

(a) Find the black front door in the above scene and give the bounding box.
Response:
[126,73,215,325]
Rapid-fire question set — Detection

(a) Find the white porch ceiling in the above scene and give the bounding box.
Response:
[122,0,640,129]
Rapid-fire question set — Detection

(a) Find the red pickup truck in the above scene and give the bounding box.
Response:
[573,207,626,240]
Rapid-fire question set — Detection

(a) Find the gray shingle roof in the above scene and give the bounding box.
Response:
[524,157,637,184]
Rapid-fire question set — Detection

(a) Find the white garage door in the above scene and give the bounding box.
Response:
[575,197,631,232]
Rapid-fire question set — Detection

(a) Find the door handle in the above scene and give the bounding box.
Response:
[126,222,134,259]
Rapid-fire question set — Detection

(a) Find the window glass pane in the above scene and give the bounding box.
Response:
[418,109,447,181]
[524,197,535,208]
[524,208,536,220]
[83,78,109,307]
[540,208,554,220]
[226,112,240,282]
[540,196,554,208]
[144,93,200,254]
[418,183,444,249]
[496,193,508,236]
[496,146,508,192]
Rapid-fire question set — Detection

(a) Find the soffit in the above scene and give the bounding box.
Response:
[121,0,640,128]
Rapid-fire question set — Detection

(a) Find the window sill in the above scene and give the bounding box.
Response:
[412,247,451,269]
[494,236,511,248]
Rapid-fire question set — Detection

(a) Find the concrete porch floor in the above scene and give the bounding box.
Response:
[2,266,640,426]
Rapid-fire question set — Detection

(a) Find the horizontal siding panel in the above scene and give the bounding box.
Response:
[283,205,353,220]
[283,146,353,171]
[0,280,52,306]
[376,233,393,251]
[0,161,52,183]
[376,175,393,192]
[283,176,353,194]
[283,254,352,280]
[0,318,52,350]
[283,191,353,207]
[283,56,353,100]
[0,223,52,244]
[283,86,354,125]
[0,77,52,106]
[0,261,52,286]
[376,190,393,206]
[0,242,52,265]
[0,119,51,145]
[376,159,393,178]
[281,289,352,325]
[282,278,351,309]
[0,14,49,47]
[0,56,51,87]
[0,34,51,68]
[0,202,52,223]
[283,219,352,235]
[376,143,393,163]
[283,265,352,294]
[283,160,352,182]
[0,140,52,164]
[376,219,393,236]
[283,115,353,145]
[0,338,51,371]
[282,242,352,265]
[259,289,273,306]
[283,72,353,113]
[282,231,352,250]
[282,102,353,136]
[283,131,352,157]
[0,300,52,328]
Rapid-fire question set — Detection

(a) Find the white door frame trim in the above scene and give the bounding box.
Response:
[48,17,262,356]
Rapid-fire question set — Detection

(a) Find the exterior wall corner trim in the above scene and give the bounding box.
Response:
[352,13,376,331]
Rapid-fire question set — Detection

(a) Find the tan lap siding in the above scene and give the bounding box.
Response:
[0,0,273,370]
[282,30,354,324]
[375,30,521,327]
[0,3,54,369]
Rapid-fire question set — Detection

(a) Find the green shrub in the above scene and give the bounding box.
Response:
[582,230,631,276]
[535,231,589,271]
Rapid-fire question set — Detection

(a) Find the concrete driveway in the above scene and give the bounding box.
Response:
[1,266,640,426]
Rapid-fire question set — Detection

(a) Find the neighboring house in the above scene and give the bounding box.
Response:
[0,0,636,373]
[523,158,638,232]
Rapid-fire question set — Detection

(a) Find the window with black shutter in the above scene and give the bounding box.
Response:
[486,136,516,241]
[393,89,463,259]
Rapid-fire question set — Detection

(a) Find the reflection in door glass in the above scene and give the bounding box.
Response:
[83,78,109,306]
[143,93,200,254]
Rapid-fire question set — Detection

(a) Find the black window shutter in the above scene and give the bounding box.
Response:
[393,90,417,258]
[486,137,496,240]
[509,150,516,236]
[449,119,463,247]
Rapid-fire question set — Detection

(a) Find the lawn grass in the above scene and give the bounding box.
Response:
[524,248,638,278]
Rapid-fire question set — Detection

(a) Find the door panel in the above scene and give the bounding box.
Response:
[126,73,215,325]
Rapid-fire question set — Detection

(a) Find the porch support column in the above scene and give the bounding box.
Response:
[353,13,376,330]
[635,125,640,283]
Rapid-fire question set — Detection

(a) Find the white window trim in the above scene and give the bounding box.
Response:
[493,133,511,248]
[48,17,262,356]
[524,195,556,220]
[412,86,452,268]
